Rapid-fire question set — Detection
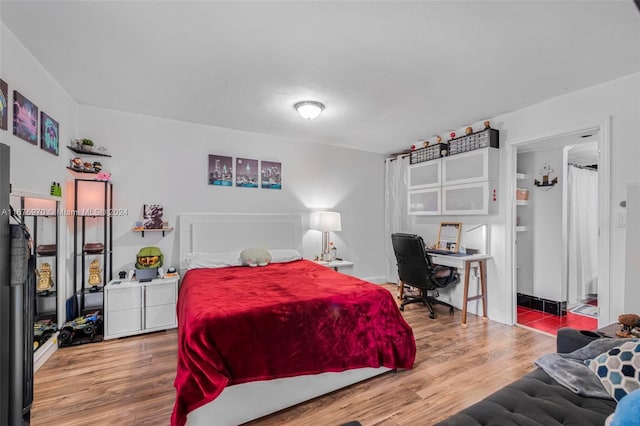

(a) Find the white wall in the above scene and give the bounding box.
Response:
[77,106,387,281]
[408,72,639,326]
[517,149,564,302]
[1,23,79,324]
[499,73,640,326]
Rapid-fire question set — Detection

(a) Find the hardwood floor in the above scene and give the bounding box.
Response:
[32,284,556,426]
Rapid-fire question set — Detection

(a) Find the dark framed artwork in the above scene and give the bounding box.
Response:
[40,112,59,156]
[208,154,233,186]
[143,204,164,229]
[0,79,7,130]
[235,157,259,188]
[261,160,282,190]
[13,91,38,144]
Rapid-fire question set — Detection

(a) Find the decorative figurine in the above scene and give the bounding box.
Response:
[88,259,102,291]
[410,144,416,151]
[436,135,442,144]
[484,120,491,129]
[422,141,429,148]
[449,132,456,139]
[465,126,473,135]
[96,171,111,181]
[36,263,54,294]
[93,161,102,172]
[71,157,83,169]
[616,314,640,338]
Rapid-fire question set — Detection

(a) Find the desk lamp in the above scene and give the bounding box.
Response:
[311,211,342,262]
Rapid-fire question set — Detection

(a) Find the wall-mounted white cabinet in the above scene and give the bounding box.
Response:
[443,148,499,185]
[442,181,499,215]
[409,160,441,189]
[408,187,441,215]
[407,147,500,216]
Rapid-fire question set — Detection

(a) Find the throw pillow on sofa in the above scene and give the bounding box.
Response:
[606,387,640,426]
[588,340,640,402]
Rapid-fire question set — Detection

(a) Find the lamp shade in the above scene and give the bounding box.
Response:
[294,101,324,120]
[311,211,341,232]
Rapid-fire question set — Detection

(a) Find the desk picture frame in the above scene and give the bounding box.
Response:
[437,222,462,252]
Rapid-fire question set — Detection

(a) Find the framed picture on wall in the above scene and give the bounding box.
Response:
[261,160,282,190]
[437,222,462,252]
[208,154,233,186]
[235,157,258,188]
[13,90,39,144]
[143,204,164,229]
[40,111,59,156]
[0,79,8,131]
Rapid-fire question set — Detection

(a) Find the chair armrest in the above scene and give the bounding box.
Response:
[556,327,606,353]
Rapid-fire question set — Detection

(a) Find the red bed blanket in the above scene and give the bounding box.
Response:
[172,260,415,426]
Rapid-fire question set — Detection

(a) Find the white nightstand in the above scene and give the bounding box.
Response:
[315,259,354,271]
[103,275,179,340]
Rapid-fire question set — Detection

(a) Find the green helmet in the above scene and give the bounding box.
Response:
[135,246,163,269]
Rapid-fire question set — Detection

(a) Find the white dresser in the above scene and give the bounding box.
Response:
[103,276,179,340]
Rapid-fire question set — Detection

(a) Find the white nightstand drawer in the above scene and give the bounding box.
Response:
[145,284,176,306]
[107,286,141,311]
[107,308,141,336]
[145,304,176,329]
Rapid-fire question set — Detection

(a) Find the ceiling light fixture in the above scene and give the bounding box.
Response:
[294,101,325,120]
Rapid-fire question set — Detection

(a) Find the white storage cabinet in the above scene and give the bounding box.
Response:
[104,276,178,339]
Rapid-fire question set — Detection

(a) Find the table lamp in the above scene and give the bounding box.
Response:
[311,211,342,262]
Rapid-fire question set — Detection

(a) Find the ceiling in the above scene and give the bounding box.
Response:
[1,1,638,155]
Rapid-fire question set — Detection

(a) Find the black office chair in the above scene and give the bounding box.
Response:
[391,233,459,319]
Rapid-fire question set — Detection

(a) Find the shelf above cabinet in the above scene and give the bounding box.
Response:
[132,227,174,237]
[67,146,112,157]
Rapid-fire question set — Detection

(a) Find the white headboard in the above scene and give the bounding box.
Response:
[178,213,303,261]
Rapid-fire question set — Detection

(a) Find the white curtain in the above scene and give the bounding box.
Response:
[384,156,410,283]
[567,165,598,304]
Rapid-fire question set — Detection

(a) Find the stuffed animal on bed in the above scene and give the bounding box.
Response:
[240,248,271,267]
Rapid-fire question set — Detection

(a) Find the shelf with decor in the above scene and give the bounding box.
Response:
[131,227,174,237]
[63,179,113,347]
[66,145,112,157]
[10,190,60,370]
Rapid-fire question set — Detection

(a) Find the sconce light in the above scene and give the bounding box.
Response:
[294,101,325,120]
[534,162,558,188]
[310,211,341,261]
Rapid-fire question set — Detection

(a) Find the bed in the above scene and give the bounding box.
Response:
[172,214,416,426]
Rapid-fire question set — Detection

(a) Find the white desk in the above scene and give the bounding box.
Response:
[429,254,491,327]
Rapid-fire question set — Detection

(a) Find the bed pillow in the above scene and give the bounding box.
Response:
[184,251,242,270]
[268,249,303,263]
[240,248,272,267]
[607,387,640,426]
[588,340,640,402]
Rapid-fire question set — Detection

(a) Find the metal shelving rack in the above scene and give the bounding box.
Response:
[68,179,113,346]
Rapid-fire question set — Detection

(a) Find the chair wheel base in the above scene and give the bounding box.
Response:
[429,312,435,319]
[399,305,404,311]
[449,307,454,314]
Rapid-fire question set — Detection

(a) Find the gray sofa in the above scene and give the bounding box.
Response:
[436,328,617,426]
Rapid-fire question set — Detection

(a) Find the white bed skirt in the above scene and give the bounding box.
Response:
[186,367,391,426]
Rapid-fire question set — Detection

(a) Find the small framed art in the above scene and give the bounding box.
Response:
[13,90,38,144]
[235,157,258,188]
[208,154,233,186]
[0,79,8,130]
[40,112,59,156]
[261,160,281,190]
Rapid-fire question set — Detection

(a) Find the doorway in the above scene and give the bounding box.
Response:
[507,118,611,334]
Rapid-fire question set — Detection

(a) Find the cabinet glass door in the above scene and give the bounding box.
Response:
[442,181,498,215]
[409,160,441,189]
[408,188,441,215]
